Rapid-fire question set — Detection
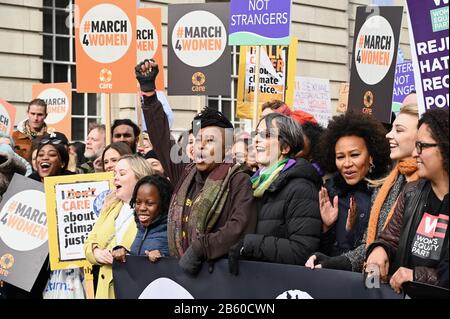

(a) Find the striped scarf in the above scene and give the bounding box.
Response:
[251,159,289,198]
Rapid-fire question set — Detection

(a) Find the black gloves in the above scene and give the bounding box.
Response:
[179,246,203,276]
[228,240,245,276]
[135,59,157,93]
[312,252,352,271]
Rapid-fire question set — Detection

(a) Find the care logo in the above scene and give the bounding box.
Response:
[137,15,158,63]
[99,68,113,83]
[192,72,206,86]
[0,253,14,270]
[79,4,132,64]
[363,90,374,108]
[37,88,69,124]
[355,15,395,85]
[192,72,206,93]
[172,10,227,67]
[0,190,47,252]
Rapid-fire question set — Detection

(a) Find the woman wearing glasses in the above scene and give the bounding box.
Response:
[228,113,322,273]
[366,108,449,293]
[306,100,420,271]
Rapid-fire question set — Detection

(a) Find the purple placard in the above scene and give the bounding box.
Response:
[407,0,449,115]
[229,0,291,45]
[392,61,415,113]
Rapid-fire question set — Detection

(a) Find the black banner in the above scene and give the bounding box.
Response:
[348,6,403,123]
[113,256,400,299]
[168,3,231,96]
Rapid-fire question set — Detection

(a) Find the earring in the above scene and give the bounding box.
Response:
[369,162,375,174]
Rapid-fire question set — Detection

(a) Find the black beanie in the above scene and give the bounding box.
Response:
[144,150,159,161]
[192,107,234,133]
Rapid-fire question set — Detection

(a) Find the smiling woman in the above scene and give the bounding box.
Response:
[28,132,73,182]
[313,111,390,260]
[112,175,173,264]
[83,154,155,299]
[366,108,449,293]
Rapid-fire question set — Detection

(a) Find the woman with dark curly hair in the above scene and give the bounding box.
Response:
[306,98,420,271]
[307,111,391,261]
[366,108,449,293]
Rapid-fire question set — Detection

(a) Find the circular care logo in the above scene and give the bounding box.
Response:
[99,68,113,83]
[38,88,69,124]
[364,90,374,108]
[0,254,14,270]
[0,190,47,251]
[79,4,132,64]
[192,72,206,86]
[172,10,227,67]
[355,16,395,85]
[137,15,158,63]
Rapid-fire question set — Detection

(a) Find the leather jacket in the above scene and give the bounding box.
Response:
[367,180,447,286]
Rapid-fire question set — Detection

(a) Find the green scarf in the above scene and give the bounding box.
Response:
[251,159,289,198]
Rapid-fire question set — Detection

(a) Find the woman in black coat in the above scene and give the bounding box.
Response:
[306,112,391,270]
[229,113,322,273]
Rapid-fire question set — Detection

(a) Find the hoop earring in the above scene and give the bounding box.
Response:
[369,162,375,174]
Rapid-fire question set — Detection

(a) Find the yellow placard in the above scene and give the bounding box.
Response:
[237,37,298,119]
[44,172,114,271]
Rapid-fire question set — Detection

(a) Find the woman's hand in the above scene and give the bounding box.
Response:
[365,246,390,282]
[319,187,339,232]
[390,267,413,294]
[93,247,113,265]
[145,250,162,263]
[345,196,358,232]
[112,247,128,263]
[305,254,321,269]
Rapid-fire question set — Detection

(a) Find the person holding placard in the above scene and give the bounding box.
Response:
[83,154,155,298]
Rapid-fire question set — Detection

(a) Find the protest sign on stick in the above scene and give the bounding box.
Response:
[32,82,72,139]
[406,0,449,115]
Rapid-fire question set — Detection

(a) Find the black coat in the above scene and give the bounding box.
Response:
[320,173,373,256]
[243,159,322,265]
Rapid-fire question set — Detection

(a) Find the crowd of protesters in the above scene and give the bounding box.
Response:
[0,59,447,299]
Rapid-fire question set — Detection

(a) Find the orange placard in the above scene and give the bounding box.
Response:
[75,0,137,93]
[0,98,16,135]
[137,8,164,91]
[32,83,72,140]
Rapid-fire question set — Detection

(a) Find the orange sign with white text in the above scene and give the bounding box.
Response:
[0,98,16,135]
[137,8,164,90]
[32,83,72,139]
[75,0,137,93]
